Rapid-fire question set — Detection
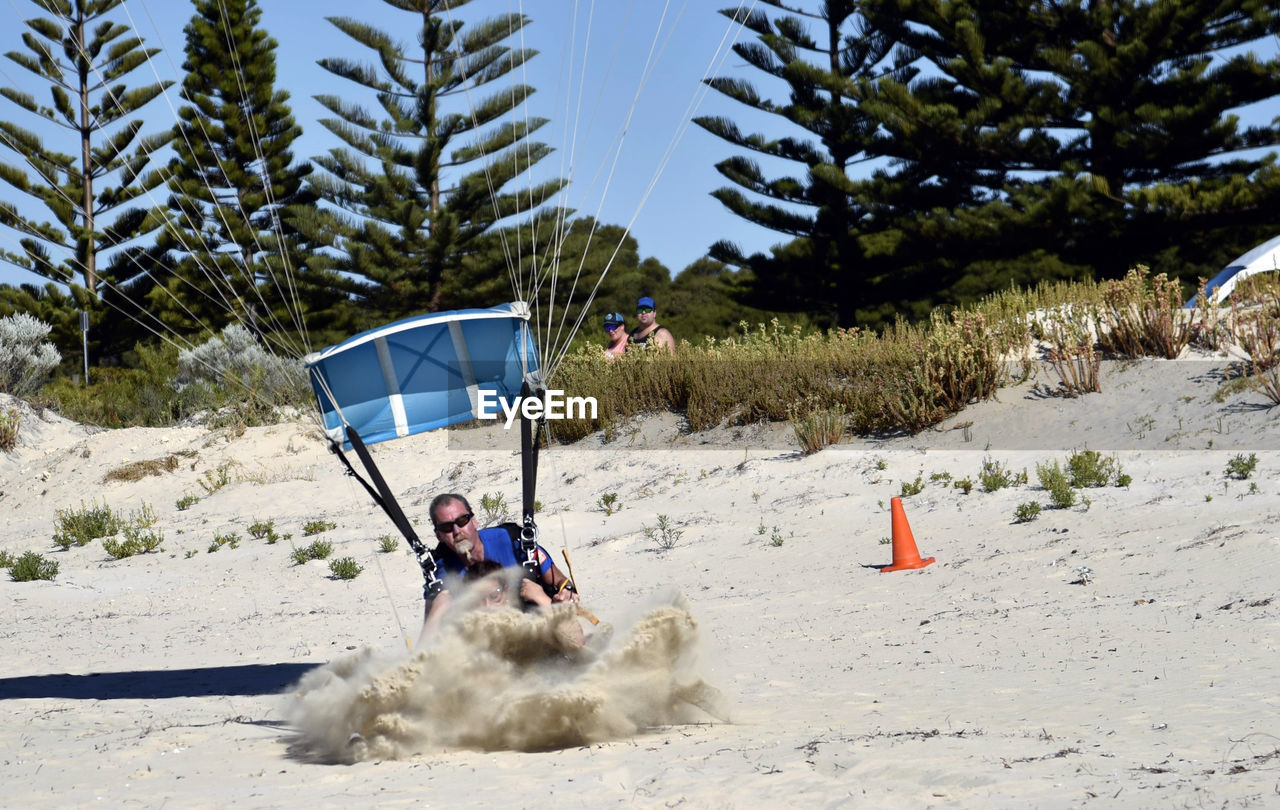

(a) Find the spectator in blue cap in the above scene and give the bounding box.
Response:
[629,296,675,352]
[603,311,628,359]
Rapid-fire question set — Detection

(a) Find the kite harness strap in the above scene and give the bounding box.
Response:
[518,380,544,586]
[514,380,578,601]
[331,425,444,598]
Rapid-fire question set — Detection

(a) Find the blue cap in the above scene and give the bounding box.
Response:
[637,296,656,309]
[603,312,625,327]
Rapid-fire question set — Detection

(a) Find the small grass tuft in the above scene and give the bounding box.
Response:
[479,492,513,525]
[789,402,847,454]
[643,515,684,552]
[598,492,620,516]
[176,494,200,511]
[301,519,337,536]
[198,465,232,495]
[899,473,925,497]
[291,539,334,565]
[377,534,399,553]
[248,519,274,540]
[207,532,241,553]
[248,519,284,543]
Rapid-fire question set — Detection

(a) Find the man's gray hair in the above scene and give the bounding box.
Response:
[428,493,472,523]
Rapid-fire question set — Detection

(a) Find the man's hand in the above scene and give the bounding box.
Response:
[551,583,579,603]
[520,578,551,606]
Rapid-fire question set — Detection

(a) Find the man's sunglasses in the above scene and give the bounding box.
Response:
[433,512,474,534]
[637,306,654,313]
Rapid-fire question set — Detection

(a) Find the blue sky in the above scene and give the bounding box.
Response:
[0,1,778,290]
[1,2,1277,295]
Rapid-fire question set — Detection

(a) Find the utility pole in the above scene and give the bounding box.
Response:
[80,310,89,386]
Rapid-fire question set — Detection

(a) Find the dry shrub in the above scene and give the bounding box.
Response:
[550,314,1008,441]
[1226,281,1280,405]
[789,402,847,454]
[1094,266,1196,359]
[1043,309,1100,396]
[0,407,19,452]
[102,450,198,483]
[923,311,1004,410]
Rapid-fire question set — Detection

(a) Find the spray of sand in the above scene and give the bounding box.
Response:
[284,588,726,762]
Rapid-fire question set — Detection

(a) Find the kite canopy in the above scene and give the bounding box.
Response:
[305,302,540,449]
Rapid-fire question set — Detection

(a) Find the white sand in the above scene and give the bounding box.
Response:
[2,356,1279,808]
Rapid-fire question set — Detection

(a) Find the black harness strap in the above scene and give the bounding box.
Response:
[518,380,544,583]
[331,426,444,598]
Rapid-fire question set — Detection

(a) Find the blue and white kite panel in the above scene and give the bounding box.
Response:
[304,302,540,448]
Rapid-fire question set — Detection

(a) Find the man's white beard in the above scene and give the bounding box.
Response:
[454,538,474,563]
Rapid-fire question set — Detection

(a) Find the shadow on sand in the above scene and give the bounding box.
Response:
[0,662,319,700]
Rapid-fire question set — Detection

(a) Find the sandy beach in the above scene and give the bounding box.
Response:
[2,355,1279,808]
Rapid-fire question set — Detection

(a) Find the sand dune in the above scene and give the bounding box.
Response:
[2,356,1278,808]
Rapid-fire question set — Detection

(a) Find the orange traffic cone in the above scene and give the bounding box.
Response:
[882,496,936,572]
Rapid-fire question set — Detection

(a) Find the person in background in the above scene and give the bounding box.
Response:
[603,311,628,359]
[627,296,675,352]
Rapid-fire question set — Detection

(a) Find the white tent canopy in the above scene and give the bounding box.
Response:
[1186,233,1280,306]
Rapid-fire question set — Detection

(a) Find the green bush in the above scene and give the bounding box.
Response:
[10,551,58,581]
[103,526,164,560]
[0,549,15,568]
[52,501,121,549]
[598,492,620,515]
[1226,453,1258,480]
[979,458,1021,492]
[1066,449,1126,488]
[1036,461,1076,509]
[377,535,399,553]
[35,342,213,428]
[328,557,363,580]
[37,331,308,430]
[1013,501,1042,523]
